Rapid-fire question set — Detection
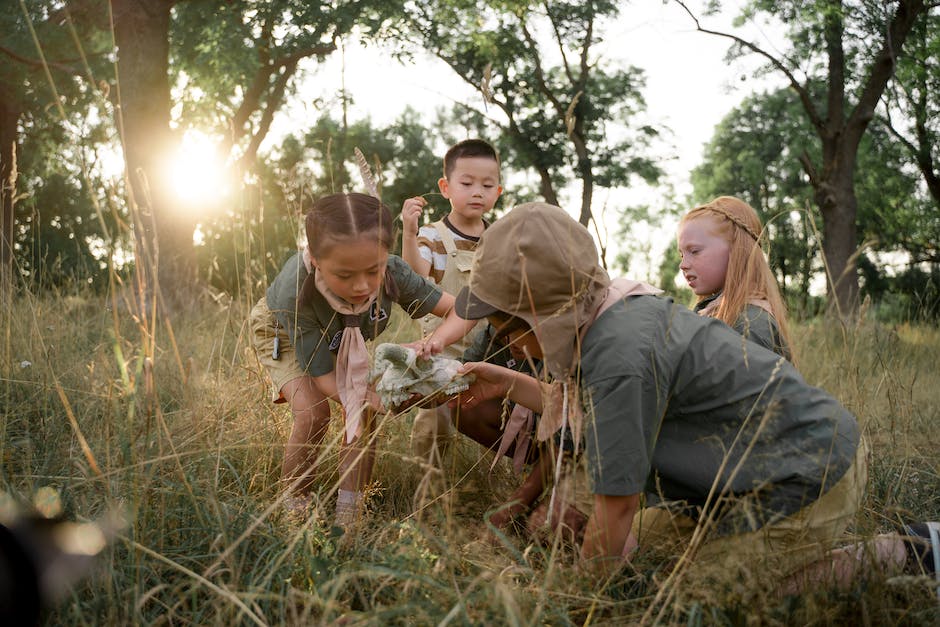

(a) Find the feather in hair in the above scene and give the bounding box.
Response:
[481,62,493,110]
[354,147,380,200]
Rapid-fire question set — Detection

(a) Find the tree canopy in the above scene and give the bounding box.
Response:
[692,87,935,317]
[680,0,933,318]
[2,1,939,322]
[399,0,663,229]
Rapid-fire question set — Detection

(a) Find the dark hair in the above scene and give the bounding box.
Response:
[487,311,529,342]
[442,139,500,180]
[299,193,398,306]
[482,313,530,360]
[304,192,394,257]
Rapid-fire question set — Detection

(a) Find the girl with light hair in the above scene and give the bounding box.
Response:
[678,195,793,361]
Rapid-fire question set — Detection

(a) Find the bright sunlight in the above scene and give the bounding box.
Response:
[167,130,229,211]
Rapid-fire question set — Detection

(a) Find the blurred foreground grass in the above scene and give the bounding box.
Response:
[1,289,938,625]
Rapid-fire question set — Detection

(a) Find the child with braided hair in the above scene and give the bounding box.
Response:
[677,195,794,361]
[249,192,476,526]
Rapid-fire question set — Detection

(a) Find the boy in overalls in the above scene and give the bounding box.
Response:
[401,139,503,466]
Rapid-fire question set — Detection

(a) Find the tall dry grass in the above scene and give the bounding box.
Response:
[1,283,939,625]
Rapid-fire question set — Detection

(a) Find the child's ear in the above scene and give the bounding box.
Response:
[438,177,450,199]
[302,247,317,273]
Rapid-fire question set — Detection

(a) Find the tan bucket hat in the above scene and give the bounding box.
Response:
[455,202,610,377]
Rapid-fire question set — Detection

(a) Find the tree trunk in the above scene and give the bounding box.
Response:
[807,0,926,319]
[0,88,19,292]
[815,164,860,318]
[572,137,593,227]
[112,0,194,303]
[536,167,559,206]
[569,100,594,227]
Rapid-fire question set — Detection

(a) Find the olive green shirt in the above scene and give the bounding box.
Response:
[582,295,858,534]
[694,293,791,360]
[266,253,442,377]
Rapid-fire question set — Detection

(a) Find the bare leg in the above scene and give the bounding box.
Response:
[332,409,377,528]
[783,533,909,595]
[411,405,457,465]
[281,376,331,496]
[338,409,376,493]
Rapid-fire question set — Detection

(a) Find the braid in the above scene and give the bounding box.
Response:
[305,192,393,257]
[701,204,760,241]
[679,195,794,362]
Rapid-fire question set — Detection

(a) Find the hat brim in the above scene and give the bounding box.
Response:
[454,286,499,320]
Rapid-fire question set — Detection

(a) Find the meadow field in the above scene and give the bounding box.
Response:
[1,286,938,625]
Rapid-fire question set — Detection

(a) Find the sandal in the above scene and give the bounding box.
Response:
[903,521,940,600]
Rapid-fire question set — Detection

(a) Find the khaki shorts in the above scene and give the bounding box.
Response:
[249,297,308,403]
[632,437,869,577]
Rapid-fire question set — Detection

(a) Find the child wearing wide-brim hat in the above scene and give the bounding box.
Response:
[451,202,936,594]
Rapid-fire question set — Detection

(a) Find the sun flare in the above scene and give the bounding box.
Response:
[168,130,228,210]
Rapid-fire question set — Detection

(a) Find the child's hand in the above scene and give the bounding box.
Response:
[486,500,525,531]
[527,501,588,547]
[449,362,511,409]
[401,337,444,360]
[400,196,426,237]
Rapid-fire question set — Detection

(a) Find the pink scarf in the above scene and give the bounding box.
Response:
[490,404,534,475]
[307,249,377,443]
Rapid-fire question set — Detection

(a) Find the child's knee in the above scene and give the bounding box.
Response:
[290,389,331,427]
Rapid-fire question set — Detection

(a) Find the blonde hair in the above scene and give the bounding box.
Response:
[680,196,793,353]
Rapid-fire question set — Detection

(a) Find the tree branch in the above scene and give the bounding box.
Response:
[881,96,919,157]
[845,0,927,145]
[272,42,337,69]
[673,0,826,132]
[543,1,574,85]
[799,150,819,187]
[519,18,566,120]
[884,84,940,204]
[0,44,86,75]
[227,64,275,150]
[823,0,845,140]
[239,60,298,168]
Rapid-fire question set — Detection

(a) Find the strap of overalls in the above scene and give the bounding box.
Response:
[432,221,458,258]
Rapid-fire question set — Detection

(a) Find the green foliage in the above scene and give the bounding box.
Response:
[3,1,123,290]
[703,1,934,316]
[691,87,934,318]
[884,7,940,243]
[612,197,683,286]
[195,108,452,293]
[170,0,405,133]
[860,257,940,322]
[401,0,664,223]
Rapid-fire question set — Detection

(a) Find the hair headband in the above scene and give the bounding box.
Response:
[696,205,760,241]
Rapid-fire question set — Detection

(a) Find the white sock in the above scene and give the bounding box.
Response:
[334,489,364,526]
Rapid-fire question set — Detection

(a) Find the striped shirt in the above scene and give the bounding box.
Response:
[415,217,484,284]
